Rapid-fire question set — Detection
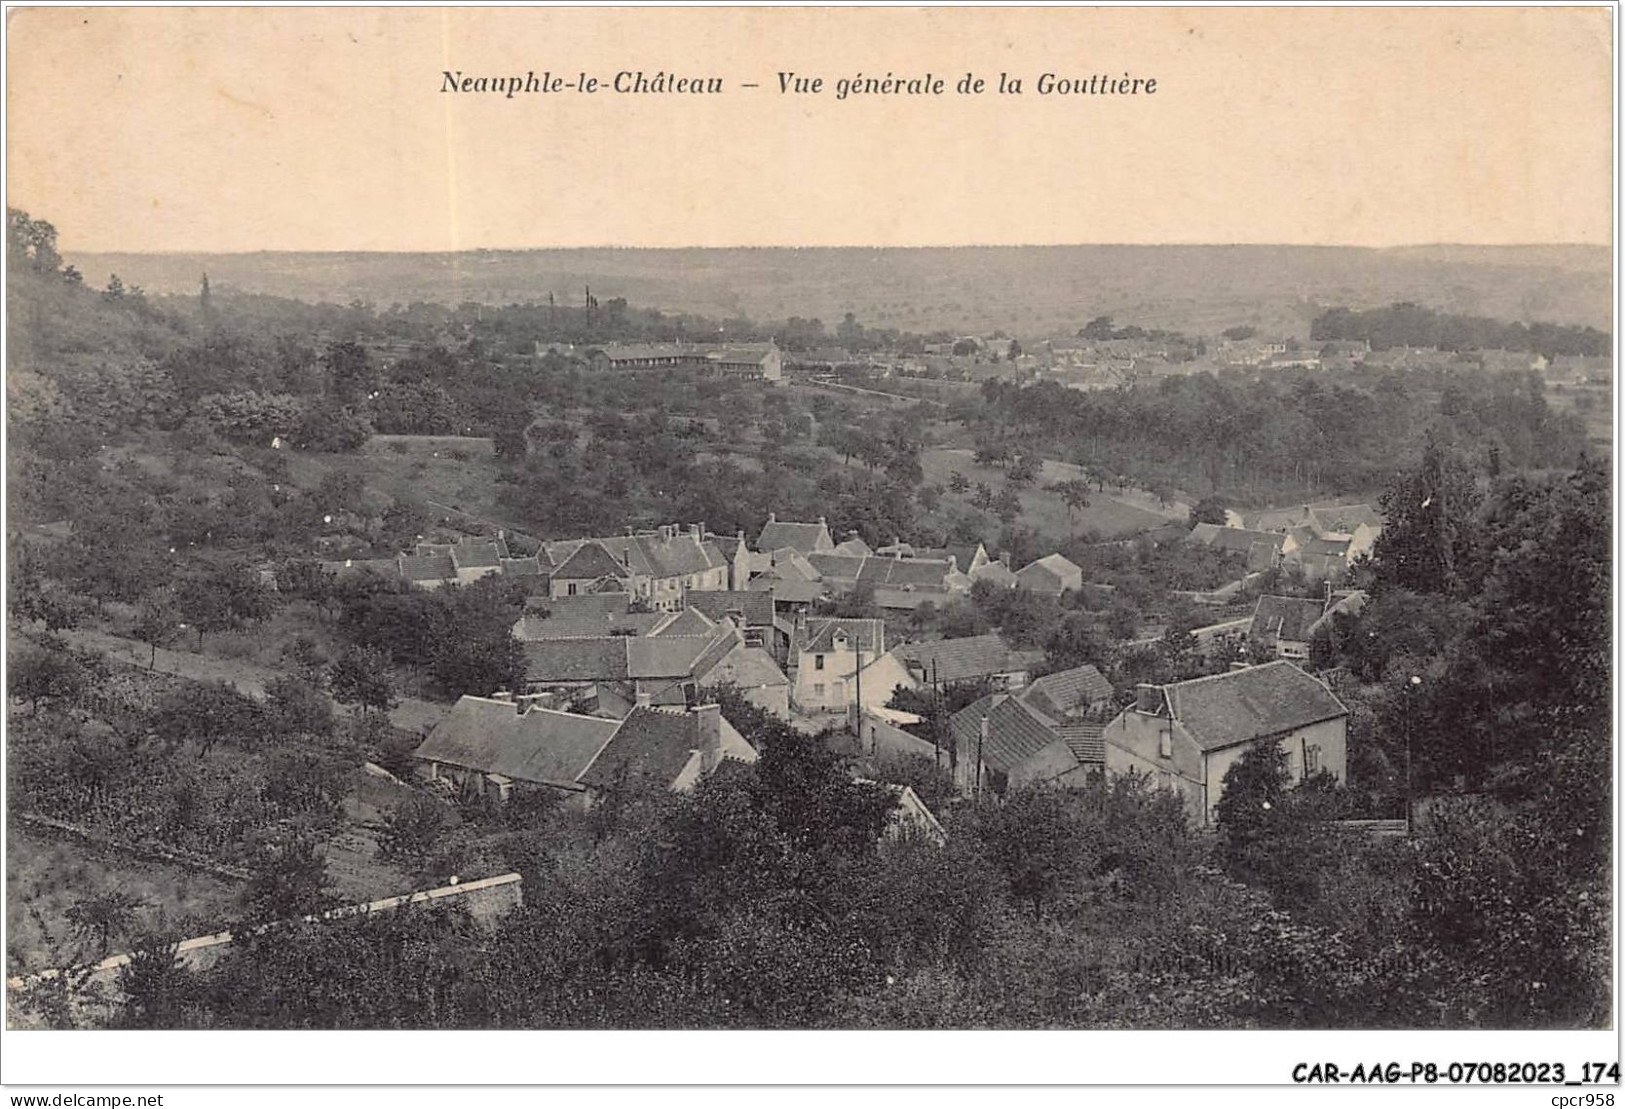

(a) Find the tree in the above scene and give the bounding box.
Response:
[1188,495,1228,528]
[10,641,88,715]
[378,795,450,872]
[65,891,144,960]
[948,470,970,495]
[131,594,181,668]
[150,681,267,759]
[324,341,377,405]
[7,207,62,273]
[328,646,397,715]
[176,563,274,650]
[1371,438,1483,597]
[245,834,333,922]
[1050,479,1092,529]
[265,675,335,740]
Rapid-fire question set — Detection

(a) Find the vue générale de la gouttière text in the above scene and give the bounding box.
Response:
[440,69,1159,99]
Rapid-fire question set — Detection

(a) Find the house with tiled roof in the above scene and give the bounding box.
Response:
[544,524,730,610]
[915,543,989,575]
[414,696,755,806]
[1242,502,1383,563]
[512,593,664,641]
[891,633,1044,690]
[1101,661,1349,825]
[701,642,792,718]
[706,342,783,382]
[547,540,632,599]
[786,615,892,714]
[755,513,834,555]
[1248,595,1329,660]
[950,691,1098,797]
[411,694,623,802]
[682,590,782,655]
[1021,664,1116,719]
[968,559,1018,590]
[1014,553,1084,596]
[577,704,758,797]
[1186,523,1294,573]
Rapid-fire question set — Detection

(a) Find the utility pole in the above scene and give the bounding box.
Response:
[976,716,987,801]
[1405,674,1421,833]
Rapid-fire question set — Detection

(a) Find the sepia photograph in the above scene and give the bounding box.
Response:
[0,2,1616,1092]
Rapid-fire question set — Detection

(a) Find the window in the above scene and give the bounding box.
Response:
[567,583,578,596]
[1305,744,1321,775]
[832,681,845,702]
[1158,727,1172,759]
[813,683,826,698]
[815,654,825,670]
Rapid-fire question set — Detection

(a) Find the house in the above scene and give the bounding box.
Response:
[411,693,623,804]
[1014,553,1083,596]
[701,642,793,718]
[756,513,834,555]
[968,559,1018,590]
[543,524,731,610]
[545,540,631,599]
[520,620,744,710]
[705,342,783,382]
[866,781,947,845]
[891,634,1045,691]
[786,616,887,714]
[413,695,755,807]
[915,543,990,575]
[681,590,781,653]
[1101,661,1349,826]
[1020,664,1116,719]
[1248,595,1330,660]
[1307,503,1383,561]
[590,343,706,372]
[512,593,664,640]
[950,691,1100,798]
[1186,523,1294,572]
[576,703,759,798]
[414,535,511,585]
[801,550,972,610]
[831,535,874,557]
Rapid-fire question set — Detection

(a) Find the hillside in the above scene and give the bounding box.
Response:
[67,244,1612,339]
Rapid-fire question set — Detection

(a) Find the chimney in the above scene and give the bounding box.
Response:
[818,516,827,528]
[1000,550,1013,567]
[1135,684,1162,714]
[635,688,653,708]
[691,522,704,540]
[489,690,514,703]
[768,512,777,524]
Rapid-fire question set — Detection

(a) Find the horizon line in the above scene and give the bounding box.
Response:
[59,240,1613,257]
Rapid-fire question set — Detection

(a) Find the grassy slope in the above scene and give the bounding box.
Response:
[920,448,1182,542]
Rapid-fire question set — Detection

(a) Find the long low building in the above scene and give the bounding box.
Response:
[413,695,758,807]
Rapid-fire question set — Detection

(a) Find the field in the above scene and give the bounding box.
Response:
[67,245,1612,338]
[286,434,514,532]
[6,823,244,976]
[920,448,1183,542]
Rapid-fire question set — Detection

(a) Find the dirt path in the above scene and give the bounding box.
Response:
[59,627,449,736]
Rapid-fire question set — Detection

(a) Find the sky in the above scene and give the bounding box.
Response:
[5,6,1614,253]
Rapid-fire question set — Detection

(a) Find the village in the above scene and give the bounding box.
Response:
[346,500,1382,836]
